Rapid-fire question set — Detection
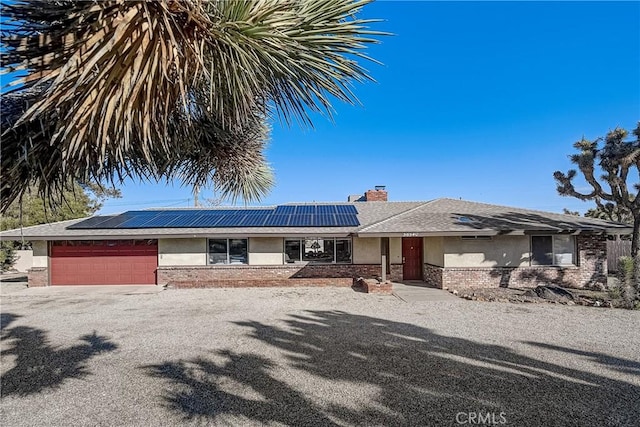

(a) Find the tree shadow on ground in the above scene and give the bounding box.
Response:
[1,312,117,397]
[145,310,640,426]
[524,342,640,377]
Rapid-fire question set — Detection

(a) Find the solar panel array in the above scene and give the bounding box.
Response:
[68,205,360,229]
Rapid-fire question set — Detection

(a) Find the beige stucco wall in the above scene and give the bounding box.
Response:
[424,236,444,267]
[14,249,33,272]
[443,235,530,268]
[249,237,283,265]
[353,237,380,264]
[32,241,48,268]
[389,237,402,264]
[158,238,206,266]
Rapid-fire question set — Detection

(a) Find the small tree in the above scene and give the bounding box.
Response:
[554,123,640,258]
[0,182,121,271]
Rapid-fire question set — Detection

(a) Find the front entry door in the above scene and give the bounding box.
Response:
[402,237,423,280]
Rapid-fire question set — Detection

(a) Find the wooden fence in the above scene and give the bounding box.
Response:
[607,239,632,273]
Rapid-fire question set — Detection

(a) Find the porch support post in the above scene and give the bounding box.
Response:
[381,237,389,282]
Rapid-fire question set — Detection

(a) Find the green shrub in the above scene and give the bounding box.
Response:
[613,256,638,308]
[617,256,635,285]
[0,242,17,273]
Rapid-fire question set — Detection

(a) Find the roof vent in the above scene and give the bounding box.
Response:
[375,185,386,191]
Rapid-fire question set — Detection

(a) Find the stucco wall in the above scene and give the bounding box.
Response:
[13,250,33,272]
[424,236,444,267]
[32,241,48,268]
[353,237,380,264]
[443,236,530,268]
[389,237,402,264]
[158,238,206,266]
[249,237,283,265]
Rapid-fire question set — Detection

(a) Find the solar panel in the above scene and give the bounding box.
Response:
[66,205,360,229]
[213,214,245,227]
[167,214,204,227]
[116,211,162,228]
[289,214,313,226]
[238,212,269,226]
[243,209,269,216]
[274,206,294,215]
[336,205,357,214]
[139,212,181,227]
[213,209,240,216]
[86,213,136,228]
[264,214,290,227]
[194,215,223,227]
[295,205,315,215]
[317,205,337,214]
[68,215,119,229]
[315,214,336,226]
[335,214,359,226]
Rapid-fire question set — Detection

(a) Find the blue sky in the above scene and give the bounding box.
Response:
[95,1,639,215]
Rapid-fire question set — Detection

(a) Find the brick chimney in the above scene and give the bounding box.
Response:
[364,186,388,202]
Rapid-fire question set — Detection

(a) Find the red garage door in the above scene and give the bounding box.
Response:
[51,240,158,285]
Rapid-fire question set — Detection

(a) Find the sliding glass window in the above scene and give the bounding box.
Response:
[284,237,352,264]
[208,238,248,265]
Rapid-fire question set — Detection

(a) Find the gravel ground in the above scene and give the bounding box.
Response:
[1,286,639,426]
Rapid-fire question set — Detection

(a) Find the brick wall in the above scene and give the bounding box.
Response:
[364,189,388,202]
[424,264,443,288]
[431,235,607,290]
[389,264,403,282]
[157,263,382,287]
[171,278,354,288]
[27,267,48,287]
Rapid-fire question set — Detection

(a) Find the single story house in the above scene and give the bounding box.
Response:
[0,188,631,289]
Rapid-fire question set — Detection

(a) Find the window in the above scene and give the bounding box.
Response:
[284,237,352,264]
[208,238,248,265]
[531,235,576,266]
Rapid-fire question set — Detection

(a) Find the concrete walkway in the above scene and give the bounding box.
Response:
[392,281,459,302]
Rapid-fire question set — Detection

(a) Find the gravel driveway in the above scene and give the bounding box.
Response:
[1,285,639,426]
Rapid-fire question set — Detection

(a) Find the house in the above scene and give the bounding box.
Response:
[0,187,631,289]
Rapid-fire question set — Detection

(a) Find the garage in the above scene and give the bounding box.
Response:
[50,240,158,285]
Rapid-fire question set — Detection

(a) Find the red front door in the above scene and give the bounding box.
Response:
[402,237,423,280]
[50,240,158,285]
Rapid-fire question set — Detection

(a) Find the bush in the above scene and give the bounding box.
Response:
[0,242,18,273]
[612,256,638,308]
[617,256,634,284]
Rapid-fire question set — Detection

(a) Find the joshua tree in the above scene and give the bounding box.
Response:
[1,0,384,210]
[554,123,640,257]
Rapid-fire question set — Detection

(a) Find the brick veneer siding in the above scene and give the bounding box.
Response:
[426,235,607,290]
[424,264,443,288]
[157,264,382,287]
[27,267,48,287]
[389,264,403,282]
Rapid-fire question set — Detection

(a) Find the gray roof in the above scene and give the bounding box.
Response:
[0,201,422,240]
[357,198,632,236]
[0,198,631,240]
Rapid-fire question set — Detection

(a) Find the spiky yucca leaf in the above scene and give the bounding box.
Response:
[1,0,383,210]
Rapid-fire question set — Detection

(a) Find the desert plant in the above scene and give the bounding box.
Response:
[611,256,639,308]
[1,0,384,209]
[0,242,18,273]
